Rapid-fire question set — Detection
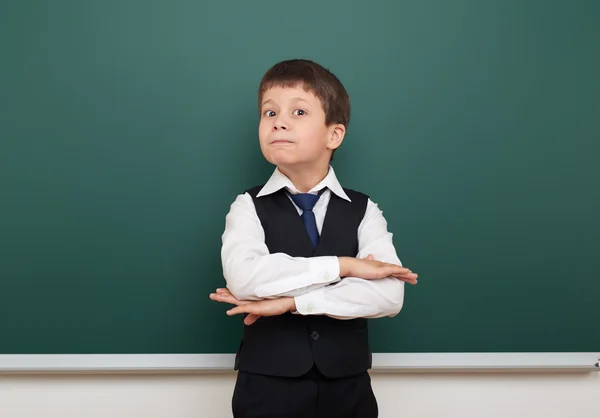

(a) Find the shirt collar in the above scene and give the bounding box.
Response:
[256,165,351,202]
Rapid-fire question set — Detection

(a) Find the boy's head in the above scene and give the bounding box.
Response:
[257,59,350,170]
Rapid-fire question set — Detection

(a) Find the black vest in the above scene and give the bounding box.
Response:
[233,186,371,378]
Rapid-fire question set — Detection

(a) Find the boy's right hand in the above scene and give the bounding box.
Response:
[339,255,418,284]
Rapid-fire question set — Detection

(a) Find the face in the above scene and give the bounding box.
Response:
[258,85,345,169]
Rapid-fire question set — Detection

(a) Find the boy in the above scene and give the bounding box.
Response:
[210,59,418,418]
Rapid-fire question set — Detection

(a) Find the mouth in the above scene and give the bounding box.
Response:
[270,139,293,144]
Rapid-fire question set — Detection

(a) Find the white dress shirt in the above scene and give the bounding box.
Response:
[220,166,405,320]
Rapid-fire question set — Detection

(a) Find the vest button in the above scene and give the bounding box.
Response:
[311,331,320,341]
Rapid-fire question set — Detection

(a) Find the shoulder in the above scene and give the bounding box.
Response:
[245,185,265,199]
[226,185,269,218]
[341,188,388,223]
[338,188,371,223]
[342,187,370,206]
[224,186,264,217]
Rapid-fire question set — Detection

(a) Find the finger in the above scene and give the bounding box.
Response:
[363,254,374,260]
[244,314,261,326]
[392,275,418,285]
[391,271,418,278]
[227,304,256,316]
[214,295,253,306]
[386,266,413,275]
[209,293,243,305]
[391,272,418,281]
[209,293,233,303]
[216,288,231,295]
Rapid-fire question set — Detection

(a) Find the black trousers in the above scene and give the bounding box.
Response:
[232,366,378,418]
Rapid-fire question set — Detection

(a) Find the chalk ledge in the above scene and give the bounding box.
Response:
[1,353,599,374]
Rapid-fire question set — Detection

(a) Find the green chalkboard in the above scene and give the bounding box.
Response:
[1,0,599,355]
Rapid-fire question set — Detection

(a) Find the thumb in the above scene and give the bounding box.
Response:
[363,254,375,261]
[244,314,261,326]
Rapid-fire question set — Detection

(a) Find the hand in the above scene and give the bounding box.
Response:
[226,297,296,324]
[339,254,418,284]
[209,288,295,325]
[210,288,261,325]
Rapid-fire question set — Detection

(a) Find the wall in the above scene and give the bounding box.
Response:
[1,372,599,418]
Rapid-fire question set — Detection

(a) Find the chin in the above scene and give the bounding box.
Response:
[264,151,299,166]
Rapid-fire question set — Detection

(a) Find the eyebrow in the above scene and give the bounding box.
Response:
[291,97,309,103]
[261,97,310,107]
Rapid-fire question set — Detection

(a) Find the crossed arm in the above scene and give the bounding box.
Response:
[211,193,418,325]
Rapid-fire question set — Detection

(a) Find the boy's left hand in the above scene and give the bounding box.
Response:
[209,288,295,326]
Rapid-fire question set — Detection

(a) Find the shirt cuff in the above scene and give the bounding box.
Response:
[294,290,327,315]
[309,256,340,284]
[254,256,340,298]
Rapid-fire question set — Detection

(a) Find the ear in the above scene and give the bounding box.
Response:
[327,124,346,151]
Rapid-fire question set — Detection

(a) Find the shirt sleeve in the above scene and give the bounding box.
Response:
[221,192,341,301]
[293,198,405,319]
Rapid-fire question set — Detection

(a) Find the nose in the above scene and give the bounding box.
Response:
[273,115,288,131]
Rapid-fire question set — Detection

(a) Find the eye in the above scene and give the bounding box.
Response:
[293,109,306,116]
[263,110,276,117]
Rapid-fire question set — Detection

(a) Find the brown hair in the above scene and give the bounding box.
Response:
[258,59,350,128]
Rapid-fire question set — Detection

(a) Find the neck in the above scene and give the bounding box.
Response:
[278,163,329,193]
